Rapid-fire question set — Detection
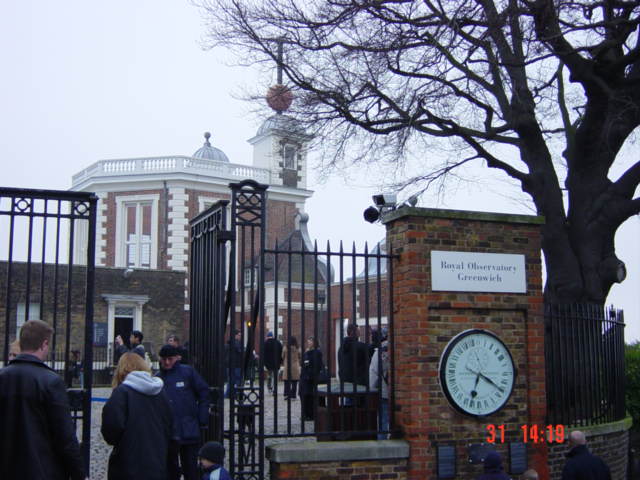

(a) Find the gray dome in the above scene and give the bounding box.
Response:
[256,114,305,137]
[193,132,229,162]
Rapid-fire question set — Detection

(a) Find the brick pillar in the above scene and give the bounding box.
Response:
[385,207,547,479]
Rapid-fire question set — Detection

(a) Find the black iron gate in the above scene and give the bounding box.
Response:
[189,180,395,480]
[189,179,267,480]
[0,187,97,469]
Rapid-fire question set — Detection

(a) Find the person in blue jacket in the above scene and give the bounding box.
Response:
[158,344,211,480]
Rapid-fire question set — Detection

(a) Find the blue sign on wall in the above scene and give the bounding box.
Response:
[94,322,108,346]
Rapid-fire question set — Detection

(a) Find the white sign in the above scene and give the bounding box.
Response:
[431,251,526,293]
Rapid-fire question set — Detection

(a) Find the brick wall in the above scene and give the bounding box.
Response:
[547,419,631,479]
[384,208,546,479]
[0,262,186,356]
[271,458,408,480]
[267,440,409,480]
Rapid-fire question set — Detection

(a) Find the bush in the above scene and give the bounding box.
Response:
[625,342,640,430]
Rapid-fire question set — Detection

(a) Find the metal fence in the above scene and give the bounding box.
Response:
[0,187,97,468]
[189,180,396,480]
[545,303,625,426]
[260,239,394,440]
[50,345,113,386]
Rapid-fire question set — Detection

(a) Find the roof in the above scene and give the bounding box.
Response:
[192,132,229,163]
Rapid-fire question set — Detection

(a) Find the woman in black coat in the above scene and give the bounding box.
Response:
[299,336,324,421]
[102,352,173,480]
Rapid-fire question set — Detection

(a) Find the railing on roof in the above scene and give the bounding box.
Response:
[71,156,271,186]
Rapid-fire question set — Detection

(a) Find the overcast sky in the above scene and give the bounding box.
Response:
[1,1,638,339]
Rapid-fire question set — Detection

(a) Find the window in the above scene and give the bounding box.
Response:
[125,202,152,268]
[244,266,259,286]
[283,145,297,170]
[115,195,158,269]
[17,302,41,332]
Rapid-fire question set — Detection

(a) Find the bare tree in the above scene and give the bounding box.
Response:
[198,0,640,305]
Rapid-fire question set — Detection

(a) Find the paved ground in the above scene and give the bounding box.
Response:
[85,382,315,479]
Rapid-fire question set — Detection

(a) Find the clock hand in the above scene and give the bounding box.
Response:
[471,373,480,398]
[478,372,504,393]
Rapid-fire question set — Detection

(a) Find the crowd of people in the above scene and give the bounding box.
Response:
[0,320,614,480]
[0,321,230,480]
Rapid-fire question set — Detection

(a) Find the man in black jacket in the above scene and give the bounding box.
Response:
[263,331,283,393]
[0,320,87,480]
[561,430,611,480]
[338,323,370,387]
[129,330,145,359]
[225,329,244,398]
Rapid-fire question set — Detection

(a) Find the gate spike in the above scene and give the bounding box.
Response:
[339,240,344,253]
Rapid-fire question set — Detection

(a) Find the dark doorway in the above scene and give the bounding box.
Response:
[114,317,133,363]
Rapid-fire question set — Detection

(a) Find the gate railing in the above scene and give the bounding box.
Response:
[189,180,397,480]
[0,187,97,469]
[545,303,625,426]
[260,239,395,440]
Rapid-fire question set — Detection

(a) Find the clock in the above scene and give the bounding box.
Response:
[439,329,516,418]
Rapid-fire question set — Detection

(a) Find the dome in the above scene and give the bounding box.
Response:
[256,114,306,138]
[192,132,229,162]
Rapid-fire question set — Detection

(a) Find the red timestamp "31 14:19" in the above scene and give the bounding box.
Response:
[486,424,565,444]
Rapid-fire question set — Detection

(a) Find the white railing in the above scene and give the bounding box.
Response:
[72,156,271,186]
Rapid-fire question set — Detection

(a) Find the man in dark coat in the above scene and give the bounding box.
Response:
[114,334,129,364]
[263,331,283,393]
[225,329,244,398]
[0,320,86,480]
[561,430,612,480]
[475,451,511,480]
[338,323,370,387]
[157,344,211,480]
[130,330,146,359]
[168,334,189,365]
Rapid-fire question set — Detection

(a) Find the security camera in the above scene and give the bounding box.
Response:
[363,206,380,223]
[372,193,397,208]
[123,268,134,278]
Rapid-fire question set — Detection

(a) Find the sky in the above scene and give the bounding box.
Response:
[1,1,638,339]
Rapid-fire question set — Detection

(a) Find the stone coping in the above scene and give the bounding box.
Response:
[566,416,633,437]
[266,439,410,463]
[382,206,545,225]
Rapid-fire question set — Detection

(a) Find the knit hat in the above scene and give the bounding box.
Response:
[483,451,503,471]
[158,344,179,358]
[267,331,274,337]
[199,441,225,464]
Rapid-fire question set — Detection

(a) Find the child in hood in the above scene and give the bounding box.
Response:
[198,441,232,480]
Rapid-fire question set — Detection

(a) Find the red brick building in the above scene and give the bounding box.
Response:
[70,115,318,351]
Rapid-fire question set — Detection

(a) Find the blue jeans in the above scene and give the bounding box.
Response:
[378,399,389,440]
[225,367,242,397]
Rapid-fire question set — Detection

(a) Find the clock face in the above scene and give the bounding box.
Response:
[439,329,516,417]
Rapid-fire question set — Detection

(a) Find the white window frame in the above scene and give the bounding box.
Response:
[115,194,159,269]
[243,266,259,287]
[283,144,297,170]
[17,302,41,333]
